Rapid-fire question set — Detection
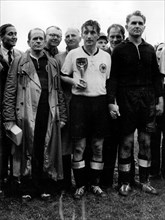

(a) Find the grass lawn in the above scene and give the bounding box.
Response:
[0,174,165,220]
[1,134,165,220]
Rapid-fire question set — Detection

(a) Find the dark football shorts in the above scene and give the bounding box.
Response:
[70,95,110,139]
[117,87,156,135]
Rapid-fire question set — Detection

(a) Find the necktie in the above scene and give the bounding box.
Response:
[8,50,12,65]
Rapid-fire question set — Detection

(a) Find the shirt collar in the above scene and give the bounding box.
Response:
[82,46,99,56]
[30,51,46,60]
[1,45,14,56]
[125,38,146,45]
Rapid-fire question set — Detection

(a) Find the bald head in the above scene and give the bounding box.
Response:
[65,28,80,37]
[65,27,81,50]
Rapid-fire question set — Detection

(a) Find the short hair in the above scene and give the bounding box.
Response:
[65,27,80,37]
[0,23,14,38]
[107,24,125,38]
[28,28,46,41]
[126,10,146,24]
[46,26,62,36]
[81,20,101,35]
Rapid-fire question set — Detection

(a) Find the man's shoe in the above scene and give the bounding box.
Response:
[141,182,158,195]
[119,184,131,196]
[90,185,107,198]
[73,186,86,200]
[22,194,32,202]
[40,193,51,201]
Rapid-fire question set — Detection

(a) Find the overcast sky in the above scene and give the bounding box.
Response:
[1,0,164,51]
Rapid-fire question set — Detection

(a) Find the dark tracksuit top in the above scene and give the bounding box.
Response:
[107,38,163,134]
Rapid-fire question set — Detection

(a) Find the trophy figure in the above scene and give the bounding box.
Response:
[76,58,88,88]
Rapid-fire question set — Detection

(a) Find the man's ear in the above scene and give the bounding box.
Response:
[125,25,128,31]
[27,40,30,47]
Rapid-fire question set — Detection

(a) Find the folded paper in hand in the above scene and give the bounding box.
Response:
[6,125,22,146]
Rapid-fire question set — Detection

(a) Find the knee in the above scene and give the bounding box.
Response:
[139,133,151,151]
[73,138,86,161]
[121,136,133,152]
[92,138,104,162]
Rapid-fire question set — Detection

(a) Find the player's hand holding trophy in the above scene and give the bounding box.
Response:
[76,57,88,89]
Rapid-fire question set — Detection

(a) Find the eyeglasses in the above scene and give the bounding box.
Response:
[48,34,62,38]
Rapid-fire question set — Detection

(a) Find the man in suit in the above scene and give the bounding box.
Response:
[0,23,22,197]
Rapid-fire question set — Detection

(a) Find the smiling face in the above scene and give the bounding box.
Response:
[28,29,45,52]
[125,15,145,38]
[81,25,99,48]
[108,27,124,49]
[46,27,62,48]
[1,26,17,50]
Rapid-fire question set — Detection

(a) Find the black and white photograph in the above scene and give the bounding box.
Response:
[0,0,165,219]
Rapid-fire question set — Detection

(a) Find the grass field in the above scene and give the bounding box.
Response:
[1,135,165,220]
[1,173,165,220]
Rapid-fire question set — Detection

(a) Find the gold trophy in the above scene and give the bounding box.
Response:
[76,58,88,88]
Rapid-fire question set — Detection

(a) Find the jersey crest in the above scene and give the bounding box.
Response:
[99,63,107,73]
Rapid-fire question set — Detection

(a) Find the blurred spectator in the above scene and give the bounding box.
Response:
[96,32,108,51]
[155,42,165,65]
[150,44,165,179]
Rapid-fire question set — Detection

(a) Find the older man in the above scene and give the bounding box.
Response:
[45,26,62,57]
[0,23,22,197]
[100,23,139,191]
[3,28,67,201]
[106,24,125,54]
[55,27,81,192]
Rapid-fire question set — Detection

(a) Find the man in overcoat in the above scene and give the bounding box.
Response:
[3,28,67,201]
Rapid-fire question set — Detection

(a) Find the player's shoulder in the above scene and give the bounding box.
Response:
[98,48,111,60]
